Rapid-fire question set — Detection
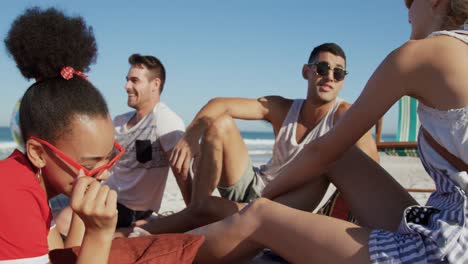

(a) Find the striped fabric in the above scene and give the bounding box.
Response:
[396,96,420,142]
[368,133,468,263]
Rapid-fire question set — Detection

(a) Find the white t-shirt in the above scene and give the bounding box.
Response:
[104,102,185,212]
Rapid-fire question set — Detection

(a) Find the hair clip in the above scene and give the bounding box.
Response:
[60,66,88,80]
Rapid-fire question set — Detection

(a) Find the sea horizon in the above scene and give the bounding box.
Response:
[0,126,397,163]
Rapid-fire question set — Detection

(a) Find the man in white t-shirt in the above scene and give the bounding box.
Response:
[104,54,191,228]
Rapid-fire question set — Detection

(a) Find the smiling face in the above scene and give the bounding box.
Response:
[38,114,116,197]
[125,65,159,111]
[303,51,346,104]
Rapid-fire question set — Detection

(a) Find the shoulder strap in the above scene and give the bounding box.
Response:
[422,127,468,172]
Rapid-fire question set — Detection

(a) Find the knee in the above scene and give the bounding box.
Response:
[190,196,239,220]
[189,197,222,221]
[204,114,237,143]
[240,197,271,220]
[189,198,210,217]
[229,198,272,235]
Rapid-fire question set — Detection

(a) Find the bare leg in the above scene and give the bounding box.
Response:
[113,197,245,236]
[122,175,329,237]
[190,198,371,264]
[192,114,251,203]
[328,146,417,230]
[273,173,330,212]
[174,171,192,205]
[192,113,331,210]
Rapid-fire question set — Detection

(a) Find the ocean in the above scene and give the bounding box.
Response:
[0,127,17,159]
[0,127,396,164]
[0,127,275,163]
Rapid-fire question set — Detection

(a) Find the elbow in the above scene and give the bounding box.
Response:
[207,97,226,106]
[207,97,220,105]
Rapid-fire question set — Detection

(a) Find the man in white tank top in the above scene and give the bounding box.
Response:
[127,43,380,237]
[170,43,379,210]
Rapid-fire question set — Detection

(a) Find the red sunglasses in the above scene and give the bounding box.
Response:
[30,136,125,177]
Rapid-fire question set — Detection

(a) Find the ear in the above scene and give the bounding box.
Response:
[151,78,162,94]
[432,0,452,20]
[26,138,46,169]
[430,0,448,10]
[302,64,310,80]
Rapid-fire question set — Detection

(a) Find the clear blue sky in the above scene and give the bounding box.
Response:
[0,1,411,133]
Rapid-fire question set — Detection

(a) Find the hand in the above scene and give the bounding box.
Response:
[70,171,118,236]
[169,136,200,180]
[95,169,111,182]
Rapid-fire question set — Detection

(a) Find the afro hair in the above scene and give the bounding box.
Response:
[4,7,97,80]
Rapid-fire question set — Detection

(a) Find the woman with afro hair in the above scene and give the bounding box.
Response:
[1,7,120,263]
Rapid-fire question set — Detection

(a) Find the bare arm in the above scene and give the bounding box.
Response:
[48,167,114,249]
[70,174,117,264]
[47,206,101,250]
[174,96,282,146]
[262,42,416,199]
[47,227,64,250]
[356,130,380,162]
[63,212,85,248]
[183,97,272,137]
[334,102,379,162]
[170,96,287,179]
[166,149,192,205]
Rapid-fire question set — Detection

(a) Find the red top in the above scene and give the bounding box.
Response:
[0,150,52,261]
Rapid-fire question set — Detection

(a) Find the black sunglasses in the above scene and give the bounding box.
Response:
[308,61,348,82]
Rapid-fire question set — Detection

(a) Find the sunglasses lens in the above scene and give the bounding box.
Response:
[333,69,346,81]
[315,62,329,77]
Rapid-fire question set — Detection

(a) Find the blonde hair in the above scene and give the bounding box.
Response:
[445,0,468,28]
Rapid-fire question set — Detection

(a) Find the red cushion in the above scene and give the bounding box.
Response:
[317,191,357,223]
[49,233,204,264]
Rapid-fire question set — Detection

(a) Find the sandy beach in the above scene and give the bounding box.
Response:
[159,154,435,214]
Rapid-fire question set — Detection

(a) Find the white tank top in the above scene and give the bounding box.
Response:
[418,29,468,190]
[258,98,343,186]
